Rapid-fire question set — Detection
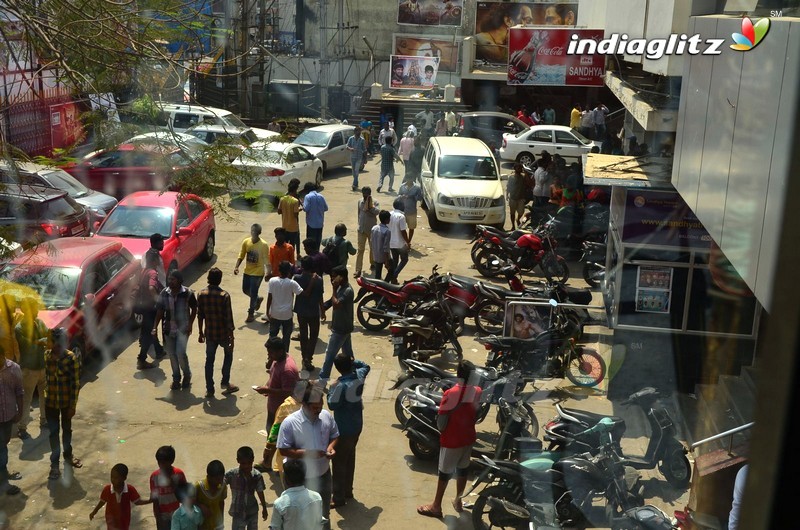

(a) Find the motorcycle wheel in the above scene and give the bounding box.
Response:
[661,448,691,489]
[565,347,607,387]
[356,293,392,331]
[394,388,414,425]
[542,254,570,283]
[471,485,528,530]
[471,240,490,263]
[474,299,505,335]
[497,401,540,438]
[475,249,504,278]
[409,439,438,461]
[582,262,603,289]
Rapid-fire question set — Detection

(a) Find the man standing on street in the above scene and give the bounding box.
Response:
[277,383,339,529]
[370,210,391,279]
[44,328,82,480]
[268,227,296,278]
[153,270,198,391]
[444,108,457,135]
[197,267,238,399]
[327,354,370,508]
[593,102,609,141]
[294,256,326,372]
[346,127,367,191]
[569,103,581,129]
[319,266,355,380]
[146,233,167,285]
[234,224,270,323]
[303,182,329,248]
[13,300,48,439]
[415,107,435,134]
[0,344,23,495]
[377,135,402,194]
[580,104,595,139]
[386,198,410,284]
[543,104,556,125]
[355,187,379,277]
[265,261,304,353]
[377,121,396,149]
[278,178,303,259]
[397,174,423,245]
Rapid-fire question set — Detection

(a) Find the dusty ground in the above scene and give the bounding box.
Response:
[1,156,689,529]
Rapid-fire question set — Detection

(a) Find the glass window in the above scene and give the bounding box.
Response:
[555,130,581,145]
[173,113,199,129]
[186,199,206,221]
[102,251,130,279]
[176,203,190,228]
[329,132,343,148]
[41,196,82,219]
[531,130,553,142]
[0,264,81,309]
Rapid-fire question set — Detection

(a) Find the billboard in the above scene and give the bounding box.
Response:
[397,0,463,27]
[474,2,578,64]
[389,55,441,89]
[507,28,604,86]
[393,34,460,72]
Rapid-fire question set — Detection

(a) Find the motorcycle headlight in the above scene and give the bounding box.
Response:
[490,196,505,207]
[437,193,455,206]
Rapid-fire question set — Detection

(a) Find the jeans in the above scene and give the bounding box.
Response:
[307,469,332,530]
[388,247,409,282]
[286,231,301,258]
[205,339,233,393]
[332,434,360,503]
[378,167,394,190]
[355,231,372,274]
[595,123,606,141]
[306,226,323,249]
[242,274,263,315]
[164,331,191,383]
[297,314,321,366]
[351,156,362,188]
[372,261,386,280]
[319,331,353,379]
[231,513,260,530]
[18,368,45,431]
[138,309,164,362]
[268,318,293,354]
[45,407,73,466]
[0,420,11,478]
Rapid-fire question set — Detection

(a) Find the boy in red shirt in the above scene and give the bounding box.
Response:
[417,360,482,519]
[149,445,188,530]
[89,463,151,529]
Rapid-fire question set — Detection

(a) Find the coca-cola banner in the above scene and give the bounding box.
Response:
[474,2,578,64]
[507,28,604,86]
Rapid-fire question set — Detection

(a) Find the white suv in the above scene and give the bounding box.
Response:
[156,103,277,141]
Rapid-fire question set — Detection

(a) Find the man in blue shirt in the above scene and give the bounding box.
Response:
[326,355,370,507]
[302,182,329,248]
[346,127,367,191]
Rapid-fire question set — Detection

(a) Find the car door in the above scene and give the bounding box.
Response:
[172,201,193,269]
[79,258,114,348]
[327,131,345,167]
[420,145,436,207]
[525,129,556,157]
[289,146,315,186]
[185,197,213,260]
[341,130,354,167]
[554,130,584,161]
[99,249,140,330]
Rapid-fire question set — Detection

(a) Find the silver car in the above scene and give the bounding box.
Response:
[293,124,355,172]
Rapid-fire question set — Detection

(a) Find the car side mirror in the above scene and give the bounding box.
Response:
[177,227,194,237]
[84,292,96,305]
[421,170,433,178]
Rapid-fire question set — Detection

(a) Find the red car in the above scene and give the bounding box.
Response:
[0,238,142,359]
[92,191,215,275]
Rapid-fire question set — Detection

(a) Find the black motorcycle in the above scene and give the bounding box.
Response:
[543,387,691,489]
[581,239,607,289]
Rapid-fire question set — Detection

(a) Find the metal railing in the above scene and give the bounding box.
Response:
[689,422,754,455]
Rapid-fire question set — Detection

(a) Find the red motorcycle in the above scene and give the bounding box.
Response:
[354,267,442,331]
[473,228,570,283]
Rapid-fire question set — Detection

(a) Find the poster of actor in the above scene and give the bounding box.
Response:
[394,35,460,72]
[504,301,549,339]
[473,2,578,64]
[507,28,604,86]
[397,0,463,26]
[390,55,441,89]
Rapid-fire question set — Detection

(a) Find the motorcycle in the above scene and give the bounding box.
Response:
[613,505,680,530]
[354,266,441,331]
[469,224,531,263]
[540,203,609,260]
[391,358,526,425]
[468,417,645,530]
[403,392,539,462]
[478,300,607,388]
[581,239,607,289]
[544,387,691,489]
[473,226,570,283]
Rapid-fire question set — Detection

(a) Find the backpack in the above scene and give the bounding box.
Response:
[322,237,343,268]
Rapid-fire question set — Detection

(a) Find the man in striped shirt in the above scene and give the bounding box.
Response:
[44,327,82,480]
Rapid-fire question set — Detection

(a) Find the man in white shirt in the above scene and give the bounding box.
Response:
[415,107,435,132]
[593,103,609,141]
[265,261,303,353]
[386,198,410,284]
[444,108,457,135]
[270,459,324,530]
[580,106,595,139]
[377,122,395,147]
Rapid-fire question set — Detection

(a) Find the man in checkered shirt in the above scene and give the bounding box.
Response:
[197,267,238,399]
[44,327,82,480]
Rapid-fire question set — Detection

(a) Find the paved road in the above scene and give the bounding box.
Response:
[2,155,689,529]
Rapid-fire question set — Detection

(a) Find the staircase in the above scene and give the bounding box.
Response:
[351,95,471,131]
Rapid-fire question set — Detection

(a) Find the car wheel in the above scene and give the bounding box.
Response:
[315,168,323,186]
[426,203,441,231]
[516,152,535,167]
[200,231,215,262]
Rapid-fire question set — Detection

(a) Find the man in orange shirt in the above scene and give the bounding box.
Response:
[268,227,296,278]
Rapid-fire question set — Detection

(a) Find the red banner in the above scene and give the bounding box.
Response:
[507,28,604,86]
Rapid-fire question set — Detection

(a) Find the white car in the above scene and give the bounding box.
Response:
[499,125,601,166]
[231,141,323,196]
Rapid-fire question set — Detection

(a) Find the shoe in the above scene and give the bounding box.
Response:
[303,362,316,372]
[331,499,347,509]
[48,467,61,480]
[170,381,181,390]
[245,314,255,323]
[154,350,167,360]
[352,186,358,191]
[255,296,264,311]
[388,188,396,193]
[205,390,215,398]
[221,384,240,395]
[16,429,30,440]
[137,360,156,370]
[181,378,192,389]
[376,186,381,193]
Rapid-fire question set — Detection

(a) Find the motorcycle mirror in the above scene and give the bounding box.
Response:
[549,299,558,307]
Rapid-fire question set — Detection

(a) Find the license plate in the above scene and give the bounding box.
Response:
[487,352,496,361]
[461,210,484,217]
[392,335,404,344]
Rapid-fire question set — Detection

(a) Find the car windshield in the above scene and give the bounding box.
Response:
[570,128,592,145]
[294,130,330,148]
[438,155,498,180]
[0,265,81,309]
[41,169,90,198]
[96,205,173,238]
[239,147,284,165]
[515,128,531,138]
[42,196,83,218]
[203,114,249,129]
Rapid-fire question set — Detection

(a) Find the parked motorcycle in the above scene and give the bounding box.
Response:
[473,226,570,283]
[403,393,538,462]
[581,239,607,289]
[544,387,691,489]
[354,266,442,331]
[478,300,607,388]
[540,203,610,260]
[469,224,531,263]
[613,505,680,530]
[468,417,645,530]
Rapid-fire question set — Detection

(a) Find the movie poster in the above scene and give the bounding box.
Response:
[507,28,604,86]
[473,2,578,64]
[397,0,463,27]
[635,266,673,313]
[393,35,460,72]
[389,55,441,89]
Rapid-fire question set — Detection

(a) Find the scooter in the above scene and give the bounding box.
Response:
[543,387,692,489]
[581,239,607,289]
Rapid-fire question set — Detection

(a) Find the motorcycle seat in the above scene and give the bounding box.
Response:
[448,275,478,290]
[404,359,452,380]
[364,278,405,292]
[481,283,519,298]
[559,406,624,428]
